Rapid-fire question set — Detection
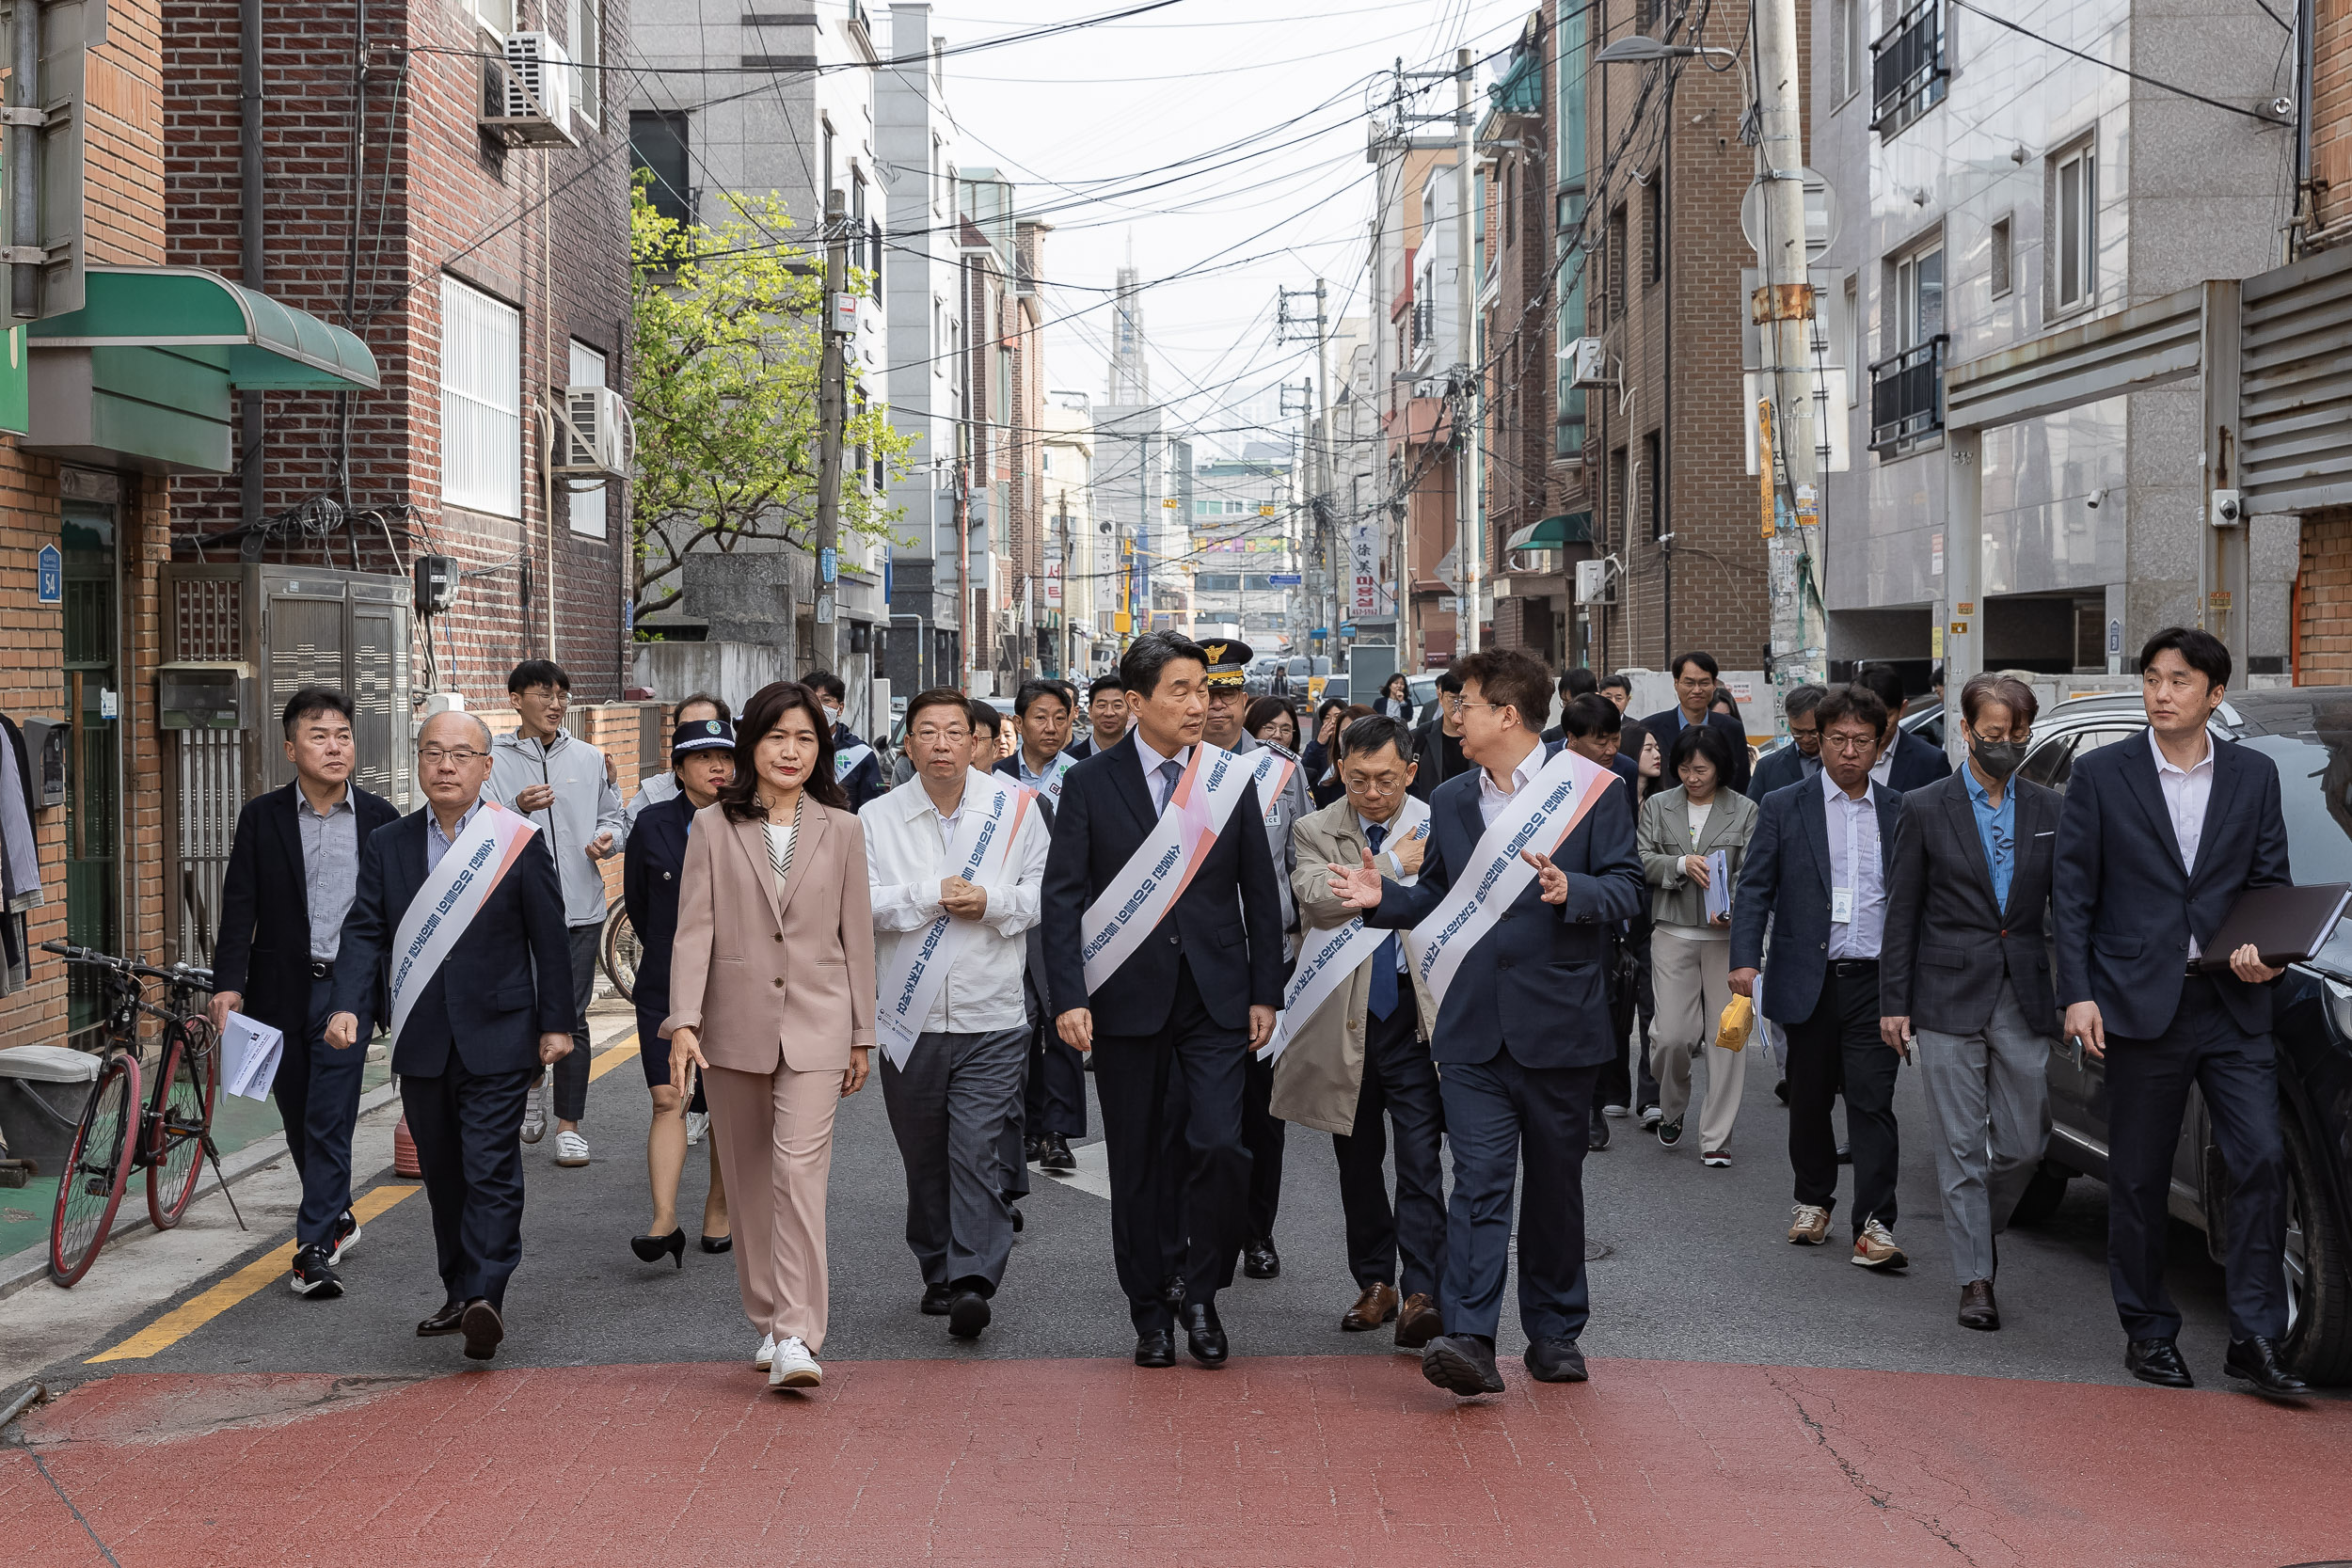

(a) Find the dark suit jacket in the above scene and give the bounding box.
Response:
[1642,706,1752,796]
[1883,728,1954,792]
[1750,742,1814,800]
[621,790,697,1017]
[1407,717,1468,803]
[1880,771,2062,1036]
[993,753,1060,1020]
[1729,775,1907,1024]
[333,804,574,1077]
[212,781,401,1037]
[1040,732,1284,1037]
[1366,741,1645,1069]
[2053,729,2290,1039]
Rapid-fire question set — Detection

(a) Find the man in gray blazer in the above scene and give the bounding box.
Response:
[1879,673,2060,1332]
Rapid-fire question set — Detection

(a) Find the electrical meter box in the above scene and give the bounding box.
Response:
[158,662,251,731]
[15,718,67,807]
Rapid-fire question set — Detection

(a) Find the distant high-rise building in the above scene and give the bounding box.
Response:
[1108,256,1150,405]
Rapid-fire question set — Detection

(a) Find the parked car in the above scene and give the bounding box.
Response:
[2009,689,2352,1381]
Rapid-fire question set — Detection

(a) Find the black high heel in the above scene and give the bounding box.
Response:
[631,1227,686,1268]
[699,1234,733,1254]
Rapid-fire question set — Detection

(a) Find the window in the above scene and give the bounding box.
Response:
[1871,242,1947,451]
[1641,177,1662,285]
[469,0,513,37]
[1606,203,1626,320]
[565,341,607,539]
[933,297,946,376]
[1608,446,1628,546]
[1989,214,2013,299]
[1841,273,1861,404]
[567,0,601,125]
[2053,143,2096,311]
[1641,431,1662,542]
[1832,0,1867,102]
[628,111,691,228]
[1895,243,1945,350]
[931,136,945,215]
[440,277,521,518]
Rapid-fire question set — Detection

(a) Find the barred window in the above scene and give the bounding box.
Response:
[440,277,522,518]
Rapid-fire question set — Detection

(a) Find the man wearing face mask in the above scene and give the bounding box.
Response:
[1878,674,2060,1332]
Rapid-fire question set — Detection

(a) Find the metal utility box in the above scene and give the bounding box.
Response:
[157,661,251,731]
[16,716,67,807]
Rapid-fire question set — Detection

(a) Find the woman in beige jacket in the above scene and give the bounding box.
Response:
[666,681,876,1390]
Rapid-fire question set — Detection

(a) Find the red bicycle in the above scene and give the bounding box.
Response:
[43,942,240,1287]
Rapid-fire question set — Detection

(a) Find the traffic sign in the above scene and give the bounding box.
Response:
[1267,572,1301,586]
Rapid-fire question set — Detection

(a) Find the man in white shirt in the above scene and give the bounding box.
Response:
[864,688,1051,1340]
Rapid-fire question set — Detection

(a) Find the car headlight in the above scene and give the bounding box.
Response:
[2324,977,2352,1041]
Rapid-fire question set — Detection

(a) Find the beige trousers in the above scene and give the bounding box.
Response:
[1648,927,1747,1154]
[707,1061,840,1352]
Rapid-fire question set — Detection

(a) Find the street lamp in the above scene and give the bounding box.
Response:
[1591,36,1740,66]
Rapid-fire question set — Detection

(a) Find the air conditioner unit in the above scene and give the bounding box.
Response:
[481,32,579,149]
[1574,558,1615,605]
[1565,337,1612,389]
[551,386,635,477]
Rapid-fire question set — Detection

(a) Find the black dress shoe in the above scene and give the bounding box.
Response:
[1589,1117,1611,1151]
[1242,1237,1279,1279]
[1184,1301,1229,1367]
[1958,1279,1999,1331]
[1524,1337,1589,1384]
[1161,1274,1187,1310]
[1773,1078,1789,1105]
[1836,1143,1852,1164]
[2125,1338,2194,1388]
[417,1300,466,1337]
[1422,1334,1505,1397]
[1134,1328,1176,1369]
[920,1281,954,1316]
[1024,1135,1046,1164]
[459,1298,504,1361]
[947,1289,993,1340]
[1040,1133,1078,1174]
[2224,1337,2310,1397]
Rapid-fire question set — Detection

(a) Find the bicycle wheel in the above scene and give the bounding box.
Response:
[148,1022,219,1230]
[51,1052,140,1287]
[600,897,640,1003]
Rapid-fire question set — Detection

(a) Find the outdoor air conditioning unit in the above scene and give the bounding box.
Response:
[481,32,579,149]
[551,386,635,477]
[1574,558,1615,605]
[1564,337,1612,389]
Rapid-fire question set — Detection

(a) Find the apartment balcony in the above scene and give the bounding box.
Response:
[1868,335,1947,453]
[1871,0,1947,137]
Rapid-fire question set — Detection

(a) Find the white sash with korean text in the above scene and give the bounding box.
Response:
[1034,752,1074,806]
[1406,748,1620,1008]
[1078,744,1259,995]
[388,802,540,1051]
[874,770,1036,1069]
[1244,744,1297,824]
[1260,795,1428,1062]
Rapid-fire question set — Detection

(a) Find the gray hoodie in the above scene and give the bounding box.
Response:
[487,727,628,927]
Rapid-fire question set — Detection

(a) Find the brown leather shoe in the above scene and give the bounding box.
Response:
[1342,1282,1399,1332]
[1394,1291,1444,1350]
[1958,1278,2000,1331]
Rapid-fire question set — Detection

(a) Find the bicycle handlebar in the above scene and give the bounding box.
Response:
[40,941,215,992]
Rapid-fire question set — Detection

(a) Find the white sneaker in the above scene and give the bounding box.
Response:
[518,1078,548,1144]
[554,1129,591,1166]
[1639,1105,1663,1129]
[768,1335,821,1388]
[685,1111,709,1146]
[1601,1103,1629,1118]
[754,1333,776,1370]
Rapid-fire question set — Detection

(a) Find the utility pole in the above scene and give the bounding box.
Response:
[1753,0,1823,693]
[1313,277,1334,659]
[814,187,849,676]
[1454,46,1481,657]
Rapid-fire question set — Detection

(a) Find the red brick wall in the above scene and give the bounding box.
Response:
[2311,0,2352,246]
[2296,509,2352,681]
[0,453,70,1052]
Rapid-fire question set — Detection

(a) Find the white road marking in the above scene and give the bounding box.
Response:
[1037,1140,1112,1201]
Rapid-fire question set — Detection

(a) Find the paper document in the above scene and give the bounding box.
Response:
[1704,849,1731,923]
[219,1011,285,1101]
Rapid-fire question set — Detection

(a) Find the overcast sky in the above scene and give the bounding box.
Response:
[930,0,1535,458]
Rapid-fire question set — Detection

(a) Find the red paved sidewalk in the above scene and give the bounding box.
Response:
[5,1355,2349,1566]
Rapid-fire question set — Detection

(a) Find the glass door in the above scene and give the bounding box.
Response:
[61,504,119,1038]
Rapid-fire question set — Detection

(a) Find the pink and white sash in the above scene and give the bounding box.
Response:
[1078,744,1258,995]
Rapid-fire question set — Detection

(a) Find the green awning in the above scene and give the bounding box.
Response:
[1505,512,1592,551]
[28,265,380,390]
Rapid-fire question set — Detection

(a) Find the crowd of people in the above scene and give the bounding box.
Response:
[199,623,2312,1402]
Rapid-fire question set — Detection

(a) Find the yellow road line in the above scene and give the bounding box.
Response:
[587,1030,642,1082]
[87,1183,420,1364]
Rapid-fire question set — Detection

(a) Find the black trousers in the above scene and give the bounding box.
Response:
[1334,999,1446,1299]
[2106,974,2288,1343]
[1596,922,1660,1113]
[1243,1052,1285,1241]
[1025,1021,1088,1139]
[1784,958,1899,1235]
[1093,960,1250,1331]
[401,1057,537,1309]
[272,975,368,1250]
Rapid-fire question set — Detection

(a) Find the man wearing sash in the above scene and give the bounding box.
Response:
[1042,630,1283,1370]
[1327,648,1644,1397]
[1200,640,1309,1281]
[995,679,1086,1174]
[864,689,1050,1339]
[1001,679,1076,803]
[808,670,887,810]
[1273,714,1446,1348]
[329,711,574,1361]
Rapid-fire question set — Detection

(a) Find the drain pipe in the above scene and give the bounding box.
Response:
[8,0,40,319]
[239,0,266,530]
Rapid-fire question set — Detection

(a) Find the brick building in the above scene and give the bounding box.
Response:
[2295,0,2352,682]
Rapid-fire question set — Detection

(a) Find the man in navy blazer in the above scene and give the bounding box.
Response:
[210,688,401,1298]
[1731,684,1912,1270]
[1041,631,1284,1370]
[1328,648,1644,1396]
[2053,627,2305,1396]
[330,710,573,1361]
[1854,666,1954,793]
[1748,683,1827,800]
[1642,650,1752,796]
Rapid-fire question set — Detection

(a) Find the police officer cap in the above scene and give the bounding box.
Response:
[672,717,736,759]
[1200,639,1255,689]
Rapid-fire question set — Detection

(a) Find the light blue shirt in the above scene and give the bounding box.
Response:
[1961,763,2015,912]
[1821,769,1886,960]
[424,797,487,875]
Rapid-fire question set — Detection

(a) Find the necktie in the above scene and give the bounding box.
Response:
[1157,758,1183,814]
[1365,823,1399,1021]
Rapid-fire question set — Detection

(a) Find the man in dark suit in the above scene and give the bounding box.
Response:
[1731,684,1910,1270]
[1855,665,1953,792]
[1750,683,1827,800]
[329,709,574,1361]
[806,669,886,810]
[1327,647,1645,1395]
[2053,626,2306,1396]
[1062,675,1128,761]
[1880,673,2060,1332]
[1643,651,1751,796]
[1041,630,1285,1370]
[993,691,1086,1176]
[1539,668,1599,743]
[210,688,400,1300]
[1407,671,1467,803]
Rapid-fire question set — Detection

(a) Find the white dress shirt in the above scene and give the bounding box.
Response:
[1821,768,1887,960]
[2150,726,2217,958]
[862,769,1049,1034]
[1133,732,1195,815]
[1476,741,1546,829]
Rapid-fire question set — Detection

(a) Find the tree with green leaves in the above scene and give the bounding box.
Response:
[628,185,915,622]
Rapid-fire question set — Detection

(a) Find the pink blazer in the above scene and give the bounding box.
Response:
[661,801,877,1072]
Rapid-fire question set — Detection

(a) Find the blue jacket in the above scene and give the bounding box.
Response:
[1364,741,1645,1069]
[332,806,575,1078]
[2052,729,2290,1039]
[1729,775,1907,1024]
[621,790,698,1017]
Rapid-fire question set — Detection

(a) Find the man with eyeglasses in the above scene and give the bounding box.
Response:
[330,711,574,1362]
[1750,683,1828,799]
[1731,684,1911,1272]
[1643,651,1753,796]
